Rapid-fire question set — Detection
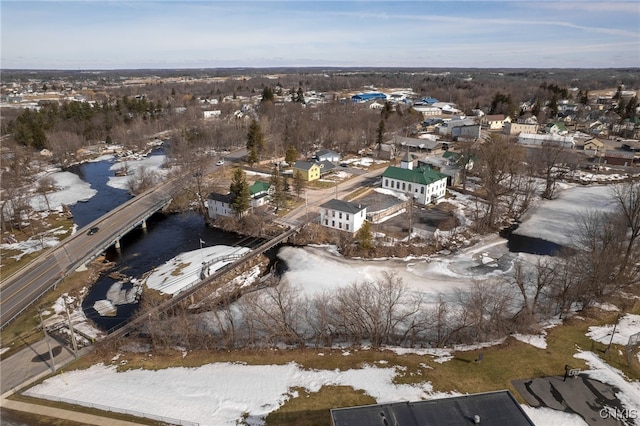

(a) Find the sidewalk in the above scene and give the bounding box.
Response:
[1,397,145,426]
[1,340,145,425]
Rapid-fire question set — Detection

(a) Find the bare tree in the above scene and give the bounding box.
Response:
[474,135,525,231]
[611,181,640,281]
[36,175,56,211]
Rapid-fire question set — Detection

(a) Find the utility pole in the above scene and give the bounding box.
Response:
[64,297,79,358]
[38,309,56,373]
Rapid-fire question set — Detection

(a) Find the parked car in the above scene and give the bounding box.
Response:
[87,226,99,236]
[216,159,225,166]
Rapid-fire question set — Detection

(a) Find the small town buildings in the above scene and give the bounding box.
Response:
[436,117,477,136]
[395,136,445,154]
[206,192,234,219]
[351,92,387,103]
[452,124,481,141]
[315,149,341,163]
[319,199,367,233]
[602,151,636,167]
[518,133,575,149]
[207,181,273,218]
[292,161,321,181]
[330,390,535,426]
[504,121,538,135]
[248,181,272,207]
[621,140,640,152]
[203,110,221,119]
[545,122,568,135]
[482,114,511,130]
[583,138,605,154]
[381,154,448,205]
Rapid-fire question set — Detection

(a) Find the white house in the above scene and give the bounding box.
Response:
[315,149,341,163]
[203,110,222,119]
[207,193,234,219]
[319,199,367,233]
[207,181,273,218]
[518,133,575,149]
[381,154,448,205]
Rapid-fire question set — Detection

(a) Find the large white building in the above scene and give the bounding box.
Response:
[381,153,448,205]
[319,199,367,233]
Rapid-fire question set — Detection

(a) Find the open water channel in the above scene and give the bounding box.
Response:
[66,152,259,331]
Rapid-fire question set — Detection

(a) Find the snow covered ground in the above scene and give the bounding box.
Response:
[142,246,250,295]
[514,183,619,247]
[107,153,168,190]
[29,171,97,212]
[278,235,513,301]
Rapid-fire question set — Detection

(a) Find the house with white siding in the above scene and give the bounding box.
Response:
[319,199,367,233]
[381,153,448,205]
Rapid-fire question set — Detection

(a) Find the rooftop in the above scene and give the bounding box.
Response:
[320,198,367,214]
[382,165,447,185]
[330,390,535,426]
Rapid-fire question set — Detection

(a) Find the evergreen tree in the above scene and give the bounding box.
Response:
[296,87,305,103]
[376,120,386,147]
[357,221,373,250]
[261,86,274,103]
[293,170,305,198]
[229,168,251,217]
[269,166,286,212]
[285,145,298,165]
[246,119,264,163]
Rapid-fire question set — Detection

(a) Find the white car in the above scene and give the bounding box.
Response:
[216,159,225,166]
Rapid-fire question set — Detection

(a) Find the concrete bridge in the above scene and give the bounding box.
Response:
[0,178,179,329]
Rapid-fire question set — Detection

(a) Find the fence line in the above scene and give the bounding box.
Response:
[26,392,199,426]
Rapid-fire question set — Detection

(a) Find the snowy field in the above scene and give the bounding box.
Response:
[107,153,168,190]
[278,235,513,301]
[29,171,97,212]
[25,343,638,426]
[514,184,619,247]
[142,246,250,295]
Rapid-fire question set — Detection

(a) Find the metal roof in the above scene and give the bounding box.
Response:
[320,198,367,214]
[330,390,535,426]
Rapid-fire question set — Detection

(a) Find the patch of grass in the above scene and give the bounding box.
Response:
[0,257,110,359]
[266,386,376,426]
[1,407,85,426]
[8,394,159,425]
[170,261,191,276]
[1,215,75,279]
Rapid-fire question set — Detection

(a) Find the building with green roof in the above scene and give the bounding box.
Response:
[381,164,447,205]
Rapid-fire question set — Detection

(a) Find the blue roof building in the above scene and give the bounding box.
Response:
[351,92,388,103]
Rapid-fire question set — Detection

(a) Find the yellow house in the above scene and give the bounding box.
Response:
[583,138,605,153]
[292,160,321,181]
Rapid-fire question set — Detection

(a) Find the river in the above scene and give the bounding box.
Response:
[66,153,259,331]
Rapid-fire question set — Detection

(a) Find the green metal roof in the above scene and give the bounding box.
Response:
[249,181,270,195]
[382,166,447,185]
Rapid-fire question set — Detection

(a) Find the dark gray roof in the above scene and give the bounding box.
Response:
[320,198,366,214]
[292,160,317,171]
[330,390,535,426]
[316,148,340,157]
[207,192,233,203]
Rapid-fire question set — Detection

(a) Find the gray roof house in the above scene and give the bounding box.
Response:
[315,149,341,162]
[330,390,535,426]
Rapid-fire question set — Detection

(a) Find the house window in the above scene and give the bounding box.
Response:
[385,179,389,186]
[332,220,335,227]
[332,211,335,217]
[402,182,406,191]
[346,224,349,231]
[421,187,425,194]
[325,219,328,225]
[339,212,342,219]
[339,223,342,229]
[346,214,350,220]
[408,184,412,192]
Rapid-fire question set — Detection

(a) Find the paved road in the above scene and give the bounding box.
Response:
[0,179,178,328]
[281,165,385,226]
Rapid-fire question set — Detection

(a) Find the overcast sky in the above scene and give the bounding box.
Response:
[1,1,639,70]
